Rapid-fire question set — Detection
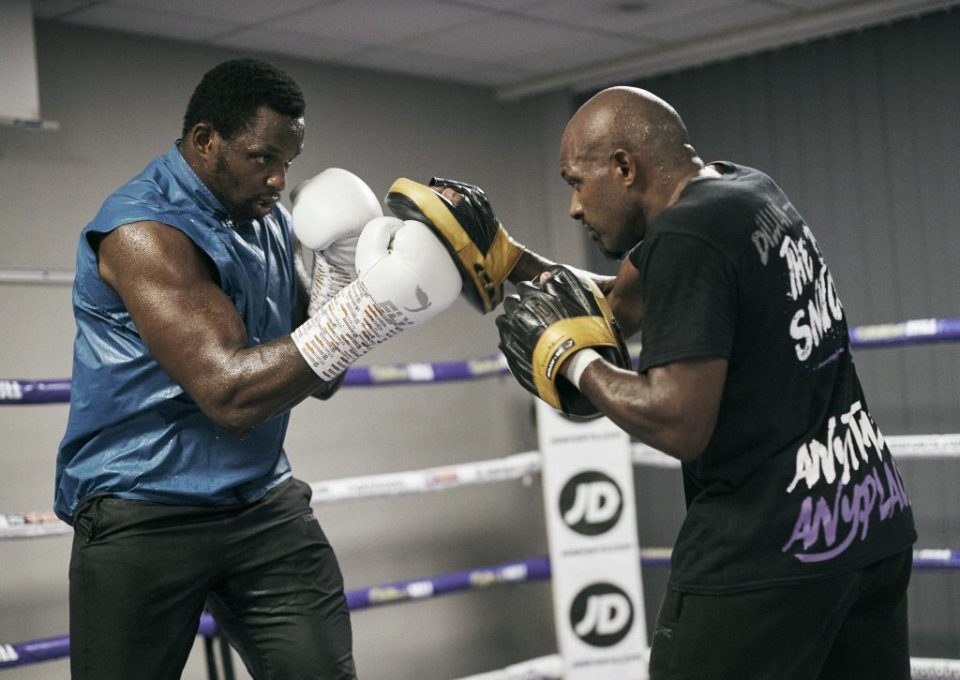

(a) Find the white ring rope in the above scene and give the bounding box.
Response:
[3,315,958,675]
[453,654,565,680]
[450,655,960,680]
[3,435,959,540]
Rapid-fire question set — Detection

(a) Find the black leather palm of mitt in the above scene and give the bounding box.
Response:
[496,264,631,420]
[427,177,500,254]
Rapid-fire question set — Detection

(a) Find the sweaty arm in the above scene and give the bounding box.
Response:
[573,232,735,461]
[508,251,647,343]
[98,221,330,437]
[576,356,726,462]
[507,249,553,284]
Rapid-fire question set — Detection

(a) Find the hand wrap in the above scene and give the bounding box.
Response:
[292,216,461,381]
[292,168,383,314]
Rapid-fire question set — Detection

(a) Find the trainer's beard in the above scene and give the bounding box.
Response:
[588,225,628,262]
[604,204,648,261]
[590,201,647,261]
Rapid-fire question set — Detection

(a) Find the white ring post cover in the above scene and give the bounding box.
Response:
[537,399,649,679]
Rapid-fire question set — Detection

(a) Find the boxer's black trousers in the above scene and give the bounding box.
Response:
[69,478,355,679]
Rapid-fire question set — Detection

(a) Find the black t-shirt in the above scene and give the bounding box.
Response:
[628,162,916,593]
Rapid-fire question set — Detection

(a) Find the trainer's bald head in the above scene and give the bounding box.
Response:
[558,87,706,257]
[561,86,693,174]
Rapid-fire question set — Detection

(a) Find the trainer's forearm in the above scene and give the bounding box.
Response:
[507,249,554,283]
[506,251,620,317]
[576,362,701,460]
[577,358,726,462]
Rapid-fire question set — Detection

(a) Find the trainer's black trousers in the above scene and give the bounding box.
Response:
[69,478,355,679]
[648,549,913,680]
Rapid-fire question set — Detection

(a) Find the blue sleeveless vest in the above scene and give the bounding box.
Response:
[55,142,296,522]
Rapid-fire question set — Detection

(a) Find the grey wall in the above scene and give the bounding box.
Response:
[0,20,577,680]
[594,7,960,660]
[1,8,957,680]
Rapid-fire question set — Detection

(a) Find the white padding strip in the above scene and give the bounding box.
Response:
[4,435,959,538]
[310,452,542,505]
[885,434,960,459]
[452,654,564,680]
[453,654,960,680]
[911,657,960,679]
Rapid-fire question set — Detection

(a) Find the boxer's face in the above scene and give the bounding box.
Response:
[203,106,304,221]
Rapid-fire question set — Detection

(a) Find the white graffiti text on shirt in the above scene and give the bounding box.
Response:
[785,400,885,493]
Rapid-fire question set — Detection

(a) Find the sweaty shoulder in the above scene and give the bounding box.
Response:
[652,163,780,244]
[97,220,215,293]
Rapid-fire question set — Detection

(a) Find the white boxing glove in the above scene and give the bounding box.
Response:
[292,216,461,381]
[292,168,383,314]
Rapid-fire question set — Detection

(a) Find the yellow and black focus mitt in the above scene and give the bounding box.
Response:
[496,264,631,421]
[385,177,523,313]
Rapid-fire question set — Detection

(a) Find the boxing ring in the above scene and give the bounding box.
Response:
[2,317,960,679]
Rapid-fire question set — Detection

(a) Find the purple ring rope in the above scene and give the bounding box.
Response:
[0,357,510,403]
[3,317,959,404]
[2,550,957,669]
[2,318,958,668]
[0,379,71,405]
[848,318,960,348]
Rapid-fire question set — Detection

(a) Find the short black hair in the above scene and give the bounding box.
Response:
[182,58,305,140]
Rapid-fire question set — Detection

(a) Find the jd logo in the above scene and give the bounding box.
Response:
[570,583,634,647]
[559,471,622,535]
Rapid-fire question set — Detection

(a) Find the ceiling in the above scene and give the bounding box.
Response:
[31,0,957,100]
